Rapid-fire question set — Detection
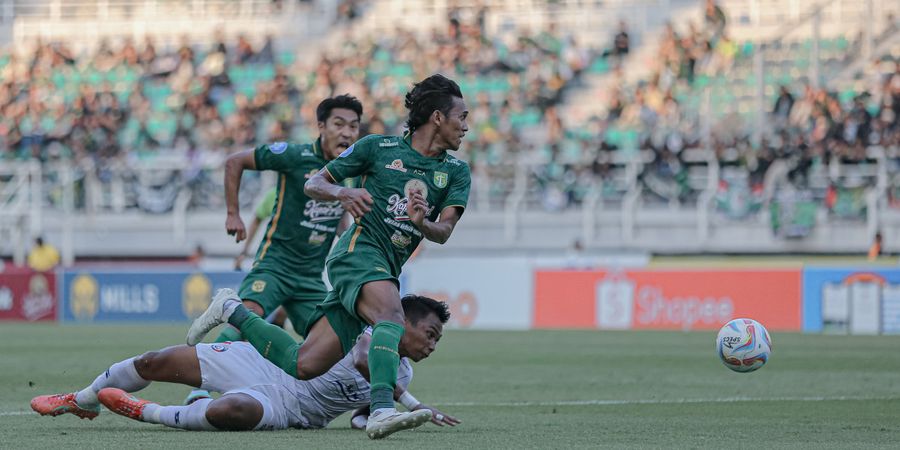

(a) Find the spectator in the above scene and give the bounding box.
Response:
[27,236,60,272]
[772,85,795,129]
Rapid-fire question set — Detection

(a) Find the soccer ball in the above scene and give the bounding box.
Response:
[716,318,772,373]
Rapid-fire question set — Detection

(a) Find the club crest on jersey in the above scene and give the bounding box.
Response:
[385,159,408,172]
[268,142,288,154]
[252,280,266,293]
[433,171,448,188]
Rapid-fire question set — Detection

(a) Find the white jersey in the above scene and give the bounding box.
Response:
[195,338,413,430]
[300,351,413,428]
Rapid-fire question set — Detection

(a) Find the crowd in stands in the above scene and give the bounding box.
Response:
[1,0,898,218]
[0,5,592,168]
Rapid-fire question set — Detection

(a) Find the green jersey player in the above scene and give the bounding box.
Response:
[187,74,471,439]
[183,95,362,404]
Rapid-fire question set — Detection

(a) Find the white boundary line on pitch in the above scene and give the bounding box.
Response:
[5,395,899,416]
[435,395,900,407]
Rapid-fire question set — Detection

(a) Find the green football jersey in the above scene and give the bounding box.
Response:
[251,139,349,276]
[323,133,471,275]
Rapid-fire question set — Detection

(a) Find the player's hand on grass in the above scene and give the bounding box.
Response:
[226,213,247,243]
[413,403,460,427]
[338,187,373,219]
[408,190,428,227]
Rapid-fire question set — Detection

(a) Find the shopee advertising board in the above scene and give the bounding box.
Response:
[534,269,802,331]
[401,257,532,329]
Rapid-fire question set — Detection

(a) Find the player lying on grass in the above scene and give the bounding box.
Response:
[31,294,458,433]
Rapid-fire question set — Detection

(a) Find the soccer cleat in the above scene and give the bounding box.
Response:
[30,393,100,420]
[97,388,154,421]
[365,408,433,439]
[183,389,212,406]
[186,288,240,346]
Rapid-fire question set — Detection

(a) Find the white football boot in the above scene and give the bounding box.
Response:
[186,288,240,346]
[365,408,433,439]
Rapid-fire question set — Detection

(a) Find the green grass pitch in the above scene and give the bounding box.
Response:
[2,323,900,448]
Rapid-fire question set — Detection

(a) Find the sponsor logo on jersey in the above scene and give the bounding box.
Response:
[210,343,228,352]
[378,139,398,148]
[433,171,448,188]
[404,179,428,199]
[339,144,354,158]
[308,230,328,246]
[385,159,408,172]
[304,199,344,222]
[447,158,462,166]
[413,169,426,176]
[268,142,288,154]
[70,273,99,321]
[182,274,212,319]
[301,149,314,156]
[386,179,434,221]
[390,230,412,248]
[252,280,266,293]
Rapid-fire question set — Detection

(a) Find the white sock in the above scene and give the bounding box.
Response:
[145,398,218,431]
[75,357,151,408]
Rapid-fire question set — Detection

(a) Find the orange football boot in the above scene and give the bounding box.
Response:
[98,388,155,421]
[31,393,100,420]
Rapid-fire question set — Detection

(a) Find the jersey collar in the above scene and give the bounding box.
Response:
[313,137,323,158]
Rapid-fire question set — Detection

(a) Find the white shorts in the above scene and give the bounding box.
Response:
[195,341,309,430]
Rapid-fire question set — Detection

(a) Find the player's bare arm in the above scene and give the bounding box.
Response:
[409,196,463,245]
[351,332,459,427]
[224,149,258,243]
[304,169,373,219]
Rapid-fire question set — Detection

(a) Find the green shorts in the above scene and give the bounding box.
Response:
[302,249,397,354]
[238,269,327,336]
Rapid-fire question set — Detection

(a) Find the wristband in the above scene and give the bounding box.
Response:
[399,391,419,410]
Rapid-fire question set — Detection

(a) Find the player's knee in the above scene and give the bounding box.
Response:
[205,396,263,431]
[132,351,162,379]
[242,300,265,316]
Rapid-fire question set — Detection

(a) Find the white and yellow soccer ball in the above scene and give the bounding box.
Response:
[716,318,772,373]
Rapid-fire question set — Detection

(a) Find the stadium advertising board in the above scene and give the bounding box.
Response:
[60,270,244,322]
[0,267,57,321]
[802,267,900,334]
[402,257,531,329]
[534,269,802,331]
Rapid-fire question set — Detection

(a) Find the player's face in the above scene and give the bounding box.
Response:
[318,108,361,160]
[436,97,468,151]
[400,313,443,362]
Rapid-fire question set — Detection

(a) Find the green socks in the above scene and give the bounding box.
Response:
[369,321,405,411]
[228,305,302,378]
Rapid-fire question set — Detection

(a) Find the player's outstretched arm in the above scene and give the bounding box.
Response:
[408,194,463,244]
[224,149,258,243]
[305,170,372,219]
[351,331,459,427]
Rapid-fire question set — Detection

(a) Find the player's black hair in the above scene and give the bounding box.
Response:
[404,74,463,132]
[316,94,363,123]
[401,294,451,324]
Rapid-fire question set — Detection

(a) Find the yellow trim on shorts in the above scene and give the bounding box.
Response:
[348,225,363,252]
[257,174,286,261]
